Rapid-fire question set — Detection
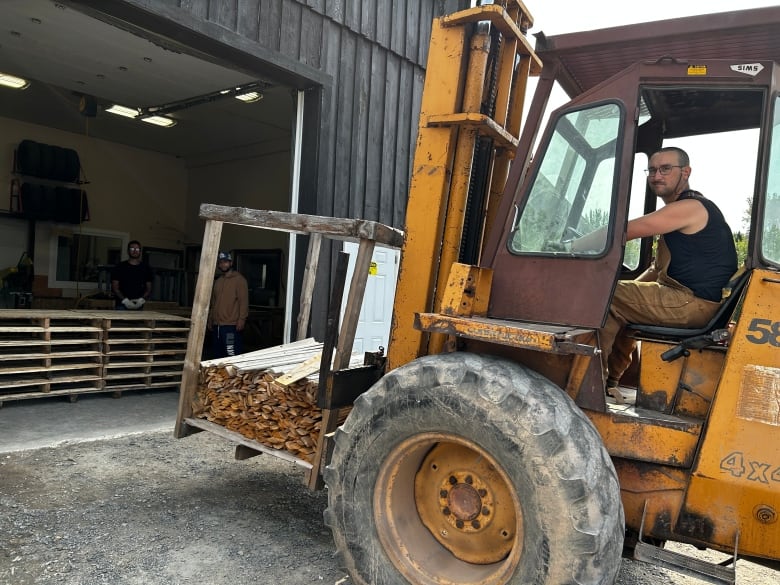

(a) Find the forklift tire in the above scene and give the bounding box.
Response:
[324,352,624,585]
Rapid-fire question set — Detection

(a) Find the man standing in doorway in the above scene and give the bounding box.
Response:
[111,240,153,310]
[208,251,249,358]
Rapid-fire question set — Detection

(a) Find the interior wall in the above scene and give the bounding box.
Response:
[185,147,292,253]
[0,115,293,303]
[0,115,188,297]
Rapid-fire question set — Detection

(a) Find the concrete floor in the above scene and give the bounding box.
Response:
[0,388,179,453]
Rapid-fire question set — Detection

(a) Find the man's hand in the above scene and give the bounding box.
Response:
[121,298,132,308]
[134,298,146,308]
[542,240,572,252]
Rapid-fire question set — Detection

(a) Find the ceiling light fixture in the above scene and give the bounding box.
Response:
[105,104,175,128]
[105,104,139,118]
[140,115,176,128]
[235,91,263,103]
[0,72,30,90]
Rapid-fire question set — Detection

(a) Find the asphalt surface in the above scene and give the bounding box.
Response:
[0,390,179,454]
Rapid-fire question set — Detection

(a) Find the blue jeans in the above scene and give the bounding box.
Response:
[212,325,243,358]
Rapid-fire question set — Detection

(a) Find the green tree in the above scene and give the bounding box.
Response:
[733,231,748,267]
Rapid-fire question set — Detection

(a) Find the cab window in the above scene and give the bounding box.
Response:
[761,95,780,267]
[508,102,622,255]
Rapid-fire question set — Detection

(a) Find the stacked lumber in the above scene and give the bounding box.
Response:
[193,339,356,464]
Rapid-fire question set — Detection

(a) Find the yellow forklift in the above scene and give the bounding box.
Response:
[321,3,780,585]
[176,2,780,584]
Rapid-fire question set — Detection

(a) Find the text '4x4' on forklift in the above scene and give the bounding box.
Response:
[321,4,780,585]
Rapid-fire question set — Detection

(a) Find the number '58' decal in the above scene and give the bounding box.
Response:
[746,319,780,346]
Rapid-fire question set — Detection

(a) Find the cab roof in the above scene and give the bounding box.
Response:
[534,6,780,98]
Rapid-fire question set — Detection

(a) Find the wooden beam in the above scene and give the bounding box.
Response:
[296,233,322,341]
[334,238,375,370]
[199,204,404,249]
[175,219,222,438]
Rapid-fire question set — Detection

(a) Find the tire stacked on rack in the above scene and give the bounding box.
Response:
[17,140,81,182]
[16,140,87,223]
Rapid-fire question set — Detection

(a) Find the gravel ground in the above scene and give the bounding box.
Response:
[0,430,776,585]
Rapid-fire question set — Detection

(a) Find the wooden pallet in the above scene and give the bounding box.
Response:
[0,309,189,404]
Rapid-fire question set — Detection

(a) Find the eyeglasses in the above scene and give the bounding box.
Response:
[129,247,141,251]
[645,164,683,176]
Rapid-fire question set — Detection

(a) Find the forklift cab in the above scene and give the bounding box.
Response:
[487,57,779,328]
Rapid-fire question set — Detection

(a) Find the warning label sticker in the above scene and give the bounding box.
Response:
[687,64,707,76]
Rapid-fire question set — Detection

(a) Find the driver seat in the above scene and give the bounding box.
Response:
[626,267,749,341]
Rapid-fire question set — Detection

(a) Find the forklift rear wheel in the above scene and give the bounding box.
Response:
[324,352,624,585]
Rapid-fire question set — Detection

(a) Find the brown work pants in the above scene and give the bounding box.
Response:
[599,278,721,385]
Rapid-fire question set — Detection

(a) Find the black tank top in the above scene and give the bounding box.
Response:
[663,190,737,302]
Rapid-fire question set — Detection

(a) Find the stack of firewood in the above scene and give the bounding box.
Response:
[193,367,322,462]
[192,339,355,463]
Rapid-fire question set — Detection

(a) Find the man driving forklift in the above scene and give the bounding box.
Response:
[570,146,737,402]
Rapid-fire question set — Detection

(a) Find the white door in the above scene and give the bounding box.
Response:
[341,242,400,355]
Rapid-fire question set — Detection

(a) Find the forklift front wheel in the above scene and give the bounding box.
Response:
[324,352,625,585]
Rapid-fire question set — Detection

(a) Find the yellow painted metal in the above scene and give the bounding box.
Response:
[637,340,723,417]
[636,340,684,412]
[441,5,542,75]
[387,3,539,370]
[414,312,600,357]
[614,460,689,538]
[414,442,519,564]
[587,410,702,468]
[387,18,466,370]
[427,113,519,148]
[428,29,491,357]
[680,269,780,558]
[439,262,493,317]
[374,432,523,583]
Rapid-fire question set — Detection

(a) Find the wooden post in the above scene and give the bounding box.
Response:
[307,251,350,490]
[174,219,223,438]
[333,238,375,370]
[296,233,322,341]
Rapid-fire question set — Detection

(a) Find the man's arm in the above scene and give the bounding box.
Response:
[572,198,708,252]
[626,198,708,240]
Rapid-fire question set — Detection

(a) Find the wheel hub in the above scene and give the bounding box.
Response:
[440,473,492,530]
[415,443,518,564]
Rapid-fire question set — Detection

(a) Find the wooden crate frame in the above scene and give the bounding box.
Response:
[175,205,404,488]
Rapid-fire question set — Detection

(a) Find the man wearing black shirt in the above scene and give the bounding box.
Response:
[111,240,153,310]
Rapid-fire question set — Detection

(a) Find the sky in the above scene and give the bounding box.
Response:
[510,0,779,231]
